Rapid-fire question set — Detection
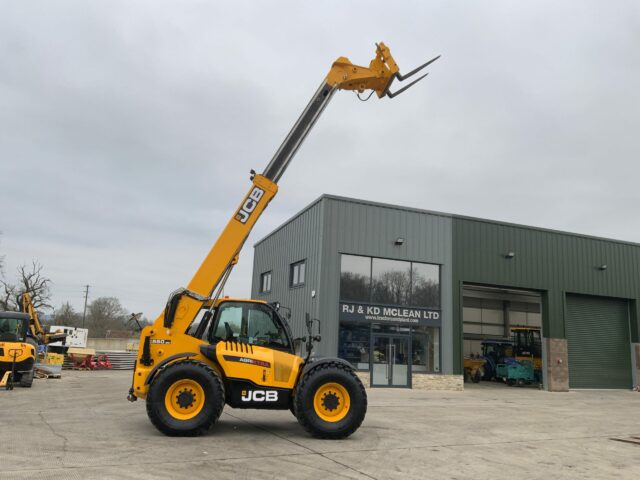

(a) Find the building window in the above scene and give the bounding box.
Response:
[260,271,272,293]
[410,263,440,309]
[339,254,440,308]
[371,258,411,305]
[338,322,370,371]
[411,326,440,373]
[337,322,440,373]
[339,254,371,302]
[290,260,306,288]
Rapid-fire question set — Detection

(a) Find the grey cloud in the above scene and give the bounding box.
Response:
[1,1,639,318]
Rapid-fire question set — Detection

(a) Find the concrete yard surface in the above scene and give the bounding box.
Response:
[0,371,639,479]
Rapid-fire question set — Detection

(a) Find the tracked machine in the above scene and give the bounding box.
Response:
[0,312,36,389]
[127,43,439,438]
[20,293,67,346]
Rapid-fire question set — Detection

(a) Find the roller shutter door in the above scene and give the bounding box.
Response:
[566,294,631,389]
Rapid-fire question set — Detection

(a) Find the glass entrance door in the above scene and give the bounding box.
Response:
[371,335,410,387]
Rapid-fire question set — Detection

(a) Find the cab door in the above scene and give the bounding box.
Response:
[209,301,302,408]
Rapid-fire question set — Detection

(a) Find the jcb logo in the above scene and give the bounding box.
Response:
[241,390,278,402]
[235,187,265,224]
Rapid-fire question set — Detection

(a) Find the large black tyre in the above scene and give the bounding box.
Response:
[20,338,38,388]
[295,362,367,439]
[146,360,225,437]
[19,369,34,388]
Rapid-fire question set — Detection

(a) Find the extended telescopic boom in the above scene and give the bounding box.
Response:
[159,43,439,335]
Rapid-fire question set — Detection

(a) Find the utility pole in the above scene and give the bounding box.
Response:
[82,285,90,328]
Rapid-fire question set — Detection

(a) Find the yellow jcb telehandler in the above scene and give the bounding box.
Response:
[127,43,439,438]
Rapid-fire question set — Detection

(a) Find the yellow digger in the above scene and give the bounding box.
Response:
[127,43,439,438]
[0,312,37,389]
[20,293,67,346]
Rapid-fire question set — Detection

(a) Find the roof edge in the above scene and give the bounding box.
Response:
[254,194,640,249]
[253,195,326,248]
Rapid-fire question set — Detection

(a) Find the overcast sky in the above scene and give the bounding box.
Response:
[1,1,639,320]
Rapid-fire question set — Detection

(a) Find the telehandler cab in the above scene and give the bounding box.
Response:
[128,43,439,438]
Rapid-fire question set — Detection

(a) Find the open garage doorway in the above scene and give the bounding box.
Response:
[462,284,543,390]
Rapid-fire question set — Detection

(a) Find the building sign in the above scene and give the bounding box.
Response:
[340,302,440,325]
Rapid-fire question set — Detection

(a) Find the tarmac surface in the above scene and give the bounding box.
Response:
[0,370,639,479]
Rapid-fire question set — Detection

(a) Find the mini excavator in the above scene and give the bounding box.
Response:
[20,293,67,346]
[0,312,36,389]
[128,43,439,438]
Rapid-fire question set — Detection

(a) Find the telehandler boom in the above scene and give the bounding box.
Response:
[128,43,439,438]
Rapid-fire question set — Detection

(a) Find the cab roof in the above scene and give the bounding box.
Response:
[213,297,268,306]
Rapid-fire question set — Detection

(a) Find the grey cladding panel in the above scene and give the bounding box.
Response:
[319,197,454,372]
[454,218,640,340]
[251,199,324,346]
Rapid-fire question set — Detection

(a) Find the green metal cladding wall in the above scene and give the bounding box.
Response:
[452,217,640,374]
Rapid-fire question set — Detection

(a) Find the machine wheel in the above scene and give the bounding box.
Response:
[146,360,224,437]
[20,338,38,388]
[472,369,482,383]
[294,361,367,439]
[19,369,34,388]
[506,378,516,386]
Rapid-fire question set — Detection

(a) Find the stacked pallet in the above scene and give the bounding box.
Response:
[62,350,137,370]
[98,350,137,370]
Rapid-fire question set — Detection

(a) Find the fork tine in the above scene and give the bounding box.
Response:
[386,73,429,99]
[396,55,441,81]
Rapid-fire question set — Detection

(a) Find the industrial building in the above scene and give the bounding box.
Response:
[251,195,640,391]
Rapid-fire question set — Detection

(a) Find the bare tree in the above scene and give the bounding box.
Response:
[16,260,53,310]
[0,260,52,311]
[53,302,81,327]
[86,297,129,337]
[0,281,17,311]
[0,232,4,277]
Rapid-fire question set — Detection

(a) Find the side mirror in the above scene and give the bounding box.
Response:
[305,313,312,334]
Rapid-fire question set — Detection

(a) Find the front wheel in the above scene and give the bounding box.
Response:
[295,362,367,439]
[146,360,225,436]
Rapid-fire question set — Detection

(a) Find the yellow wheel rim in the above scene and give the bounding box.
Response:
[164,379,205,420]
[313,382,350,423]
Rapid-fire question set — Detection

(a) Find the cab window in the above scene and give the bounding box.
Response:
[212,305,243,341]
[211,302,290,351]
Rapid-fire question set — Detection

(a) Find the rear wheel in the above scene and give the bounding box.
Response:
[20,338,38,388]
[295,362,367,439]
[19,369,34,388]
[146,360,224,436]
